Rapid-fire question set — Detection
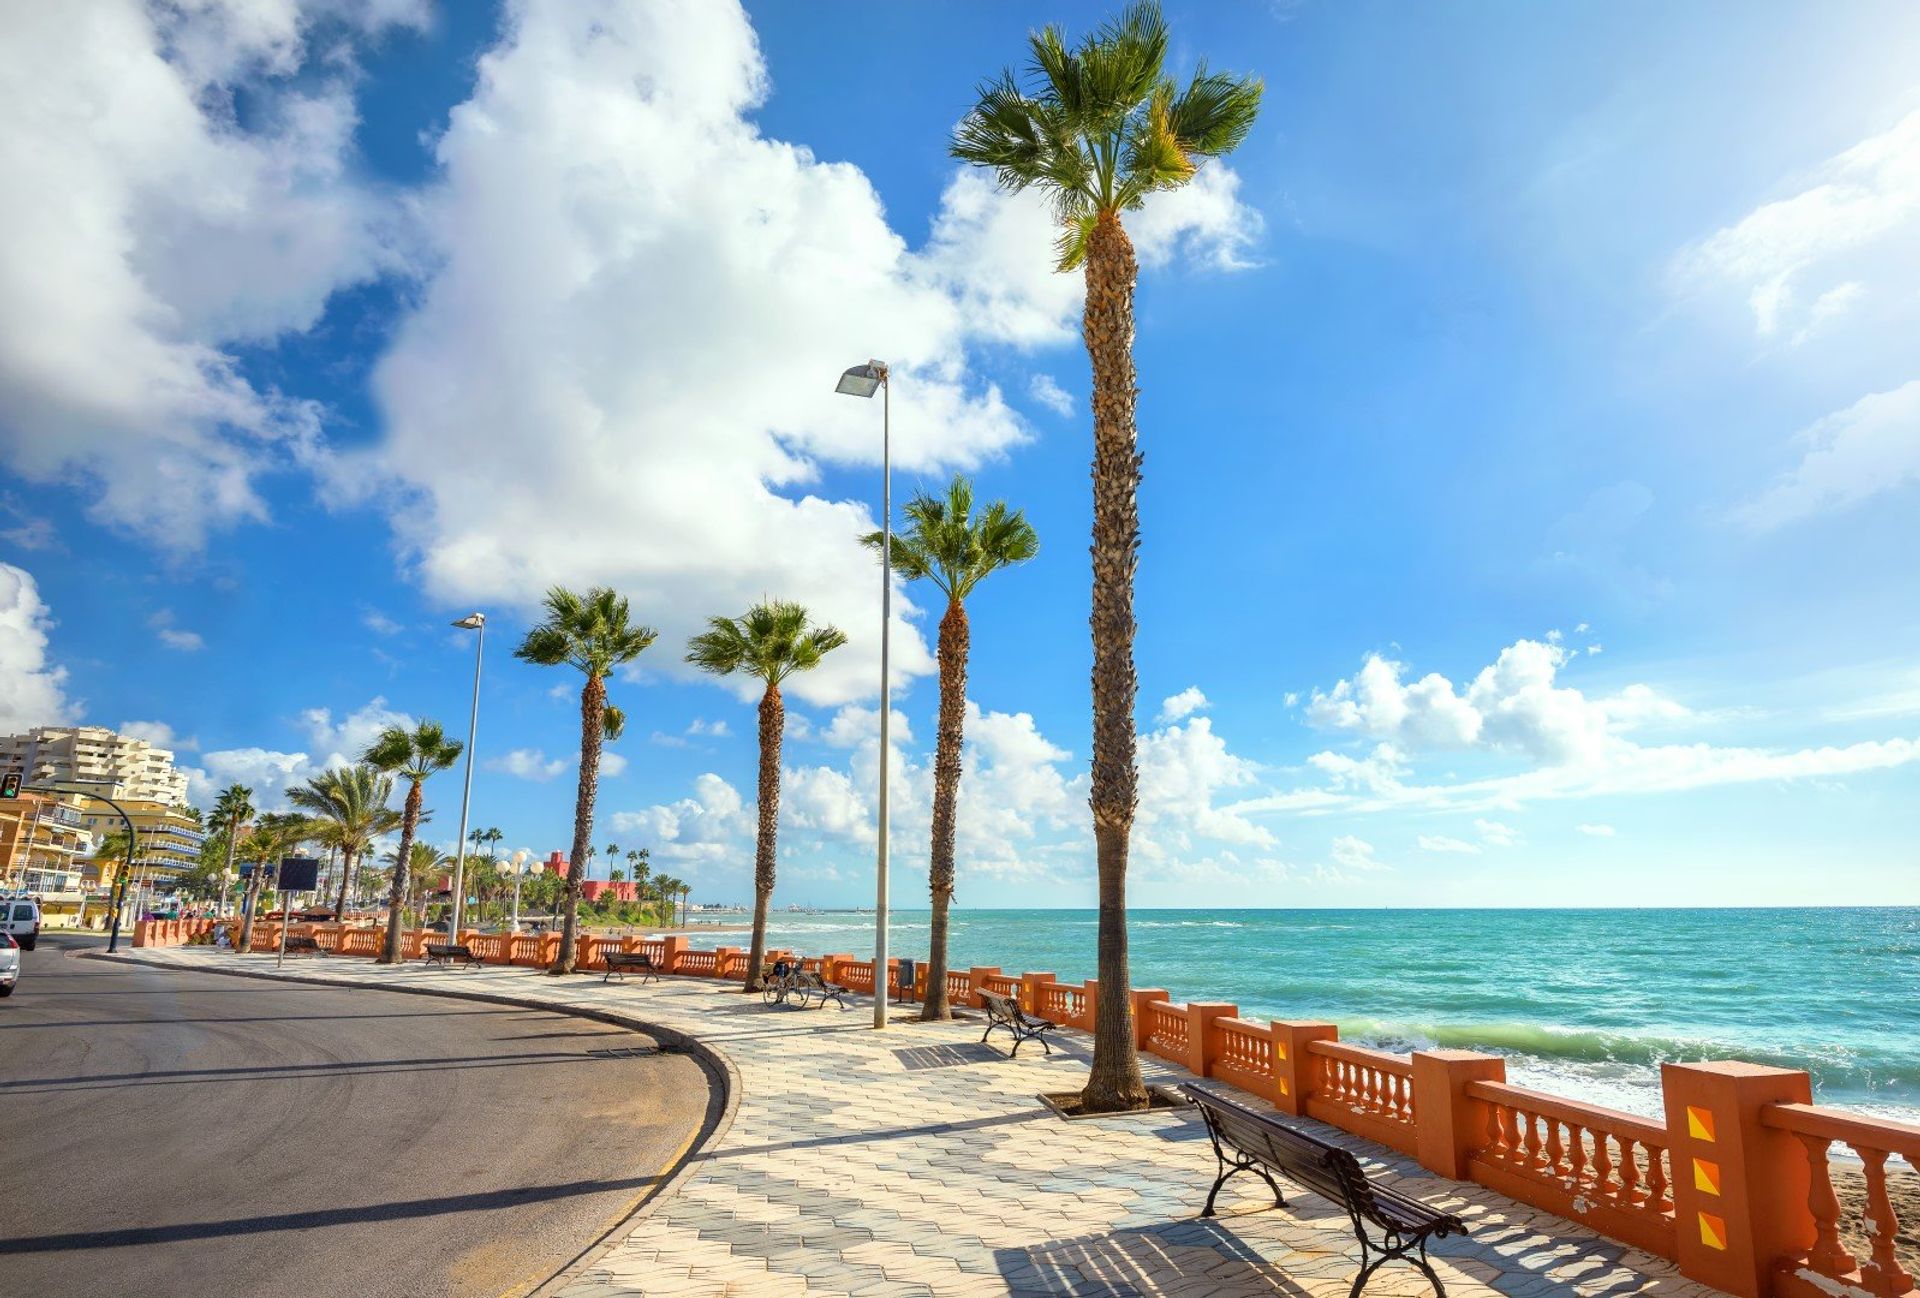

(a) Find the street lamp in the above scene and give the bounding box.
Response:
[508,848,530,933]
[449,612,485,937]
[836,359,891,1030]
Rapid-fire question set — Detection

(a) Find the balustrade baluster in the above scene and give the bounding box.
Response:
[1798,1133,1857,1277]
[1567,1123,1588,1187]
[1544,1118,1565,1180]
[1523,1111,1544,1169]
[1592,1128,1612,1189]
[1618,1136,1643,1207]
[1484,1102,1505,1160]
[1645,1144,1670,1212]
[1859,1149,1914,1296]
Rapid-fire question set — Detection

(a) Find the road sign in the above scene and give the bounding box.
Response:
[277,856,321,892]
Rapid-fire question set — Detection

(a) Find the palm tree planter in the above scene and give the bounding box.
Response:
[516,586,657,974]
[953,2,1261,1110]
[687,600,846,991]
[364,724,462,964]
[863,475,1037,1020]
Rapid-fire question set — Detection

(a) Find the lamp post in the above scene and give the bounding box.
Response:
[509,848,530,933]
[836,359,891,1030]
[449,612,485,937]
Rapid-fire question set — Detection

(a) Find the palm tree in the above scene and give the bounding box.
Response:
[953,3,1260,1111]
[236,813,309,950]
[602,842,619,883]
[516,586,657,973]
[862,474,1038,1020]
[211,784,254,918]
[363,721,463,963]
[687,600,846,989]
[652,872,681,928]
[388,840,450,925]
[288,766,402,922]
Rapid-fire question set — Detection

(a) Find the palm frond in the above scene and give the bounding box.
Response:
[687,599,847,686]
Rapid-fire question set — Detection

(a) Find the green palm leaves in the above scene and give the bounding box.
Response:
[951,1,1261,268]
[861,475,1038,602]
[364,720,464,784]
[685,600,848,687]
[516,585,658,974]
[289,763,403,921]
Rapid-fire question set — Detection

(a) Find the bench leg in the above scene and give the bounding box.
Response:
[1202,1156,1286,1217]
[1411,1239,1446,1298]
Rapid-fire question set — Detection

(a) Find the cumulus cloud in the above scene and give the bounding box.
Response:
[488,747,566,782]
[0,564,75,732]
[1417,834,1479,855]
[0,0,415,548]
[120,720,193,752]
[1731,380,1920,530]
[148,609,206,652]
[1027,374,1074,416]
[185,746,313,810]
[301,695,412,769]
[1157,686,1210,724]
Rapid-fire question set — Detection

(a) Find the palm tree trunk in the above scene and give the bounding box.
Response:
[554,674,606,974]
[379,785,420,964]
[921,598,970,1020]
[333,844,354,921]
[744,682,783,991]
[1081,209,1148,1112]
[237,868,262,952]
[221,814,241,918]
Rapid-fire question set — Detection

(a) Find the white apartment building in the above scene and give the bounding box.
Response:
[0,726,190,806]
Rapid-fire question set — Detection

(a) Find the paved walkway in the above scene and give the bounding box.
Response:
[123,947,1718,1298]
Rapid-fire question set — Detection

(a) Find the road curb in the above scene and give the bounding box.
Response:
[89,950,742,1298]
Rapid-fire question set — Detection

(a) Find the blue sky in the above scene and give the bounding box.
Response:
[2,0,1916,908]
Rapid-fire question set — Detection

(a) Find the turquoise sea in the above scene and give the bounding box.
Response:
[753,907,1920,1124]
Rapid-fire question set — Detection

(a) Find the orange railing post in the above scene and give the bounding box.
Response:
[1661,1061,1814,1298]
[659,934,687,973]
[1187,1002,1237,1078]
[1272,1021,1338,1117]
[1019,971,1055,1016]
[1079,979,1099,1033]
[1130,989,1170,1051]
[966,967,1000,1010]
[1412,1049,1507,1179]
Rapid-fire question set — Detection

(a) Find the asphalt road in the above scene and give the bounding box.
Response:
[0,933,715,1298]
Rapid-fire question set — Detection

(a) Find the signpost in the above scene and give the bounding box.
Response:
[274,856,321,969]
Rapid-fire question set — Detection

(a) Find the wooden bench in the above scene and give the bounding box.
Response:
[978,989,1054,1057]
[795,968,849,1009]
[1181,1085,1466,1298]
[603,950,658,984]
[422,941,481,970]
[282,935,324,957]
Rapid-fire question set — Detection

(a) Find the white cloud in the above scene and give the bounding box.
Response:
[822,704,914,750]
[361,607,403,636]
[688,718,730,738]
[1417,834,1479,855]
[1157,686,1210,724]
[488,747,566,782]
[0,0,415,548]
[1678,108,1920,341]
[1475,818,1520,848]
[120,720,193,752]
[0,564,75,732]
[149,609,206,652]
[1731,380,1920,530]
[599,750,628,778]
[611,772,749,867]
[185,746,313,810]
[1135,716,1273,854]
[301,695,412,769]
[1577,823,1616,837]
[1329,835,1385,873]
[1027,374,1073,416]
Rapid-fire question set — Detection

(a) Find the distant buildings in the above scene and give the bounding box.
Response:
[0,725,190,805]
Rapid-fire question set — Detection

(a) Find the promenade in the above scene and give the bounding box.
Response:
[118,945,1715,1298]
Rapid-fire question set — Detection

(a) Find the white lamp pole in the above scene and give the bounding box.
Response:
[509,848,529,933]
[449,613,486,936]
[835,359,891,1030]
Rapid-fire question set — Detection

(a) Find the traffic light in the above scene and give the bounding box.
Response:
[0,771,20,799]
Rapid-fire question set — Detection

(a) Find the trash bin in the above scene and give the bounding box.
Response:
[895,958,917,1002]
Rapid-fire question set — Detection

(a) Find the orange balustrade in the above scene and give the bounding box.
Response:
[1761,1103,1919,1298]
[1467,1078,1677,1258]
[1305,1038,1418,1157]
[1144,999,1190,1065]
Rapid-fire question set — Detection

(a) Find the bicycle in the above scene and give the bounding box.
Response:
[760,957,808,1007]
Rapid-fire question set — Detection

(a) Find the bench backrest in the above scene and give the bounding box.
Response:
[1187,1087,1394,1227]
[978,990,1020,1024]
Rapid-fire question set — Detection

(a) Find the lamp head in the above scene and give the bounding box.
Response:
[835,360,887,398]
[452,612,485,630]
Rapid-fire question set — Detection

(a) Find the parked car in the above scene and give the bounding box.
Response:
[0,932,19,996]
[0,899,39,951]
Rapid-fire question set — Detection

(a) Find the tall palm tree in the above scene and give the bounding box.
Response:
[687,600,846,990]
[953,2,1261,1111]
[516,586,657,973]
[626,848,652,911]
[211,784,254,918]
[652,872,682,927]
[387,840,451,925]
[862,474,1037,1020]
[236,813,309,950]
[288,766,402,922]
[363,721,463,963]
[602,842,619,883]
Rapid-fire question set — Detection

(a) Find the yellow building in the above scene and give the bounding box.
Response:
[0,791,99,926]
[77,799,207,893]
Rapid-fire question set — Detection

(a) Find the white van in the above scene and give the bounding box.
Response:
[1,899,41,951]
